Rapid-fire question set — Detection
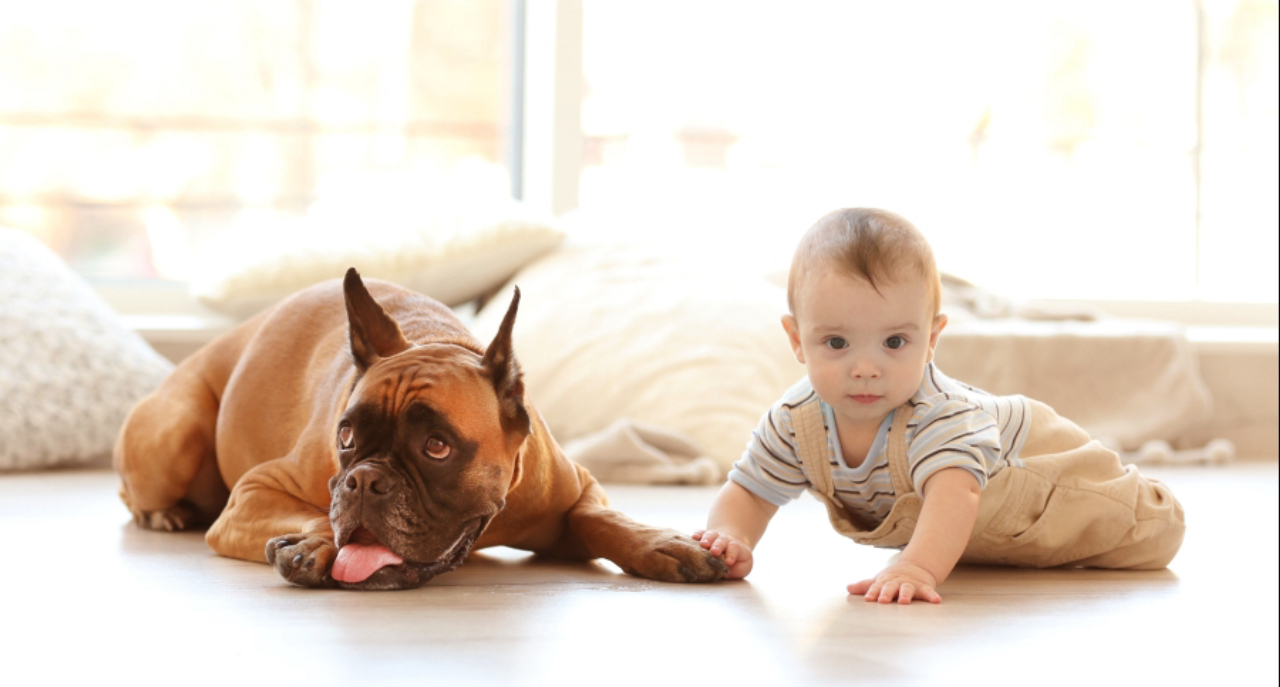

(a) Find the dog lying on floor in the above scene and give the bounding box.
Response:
[115,268,728,589]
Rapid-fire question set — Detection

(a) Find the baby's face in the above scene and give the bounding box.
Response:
[783,267,945,432]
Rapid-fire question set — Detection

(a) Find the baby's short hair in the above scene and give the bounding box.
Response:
[787,208,941,316]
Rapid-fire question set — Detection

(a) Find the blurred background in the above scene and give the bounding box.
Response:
[0,0,1276,306]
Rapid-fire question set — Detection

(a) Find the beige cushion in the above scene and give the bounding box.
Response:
[471,240,803,477]
[192,167,564,318]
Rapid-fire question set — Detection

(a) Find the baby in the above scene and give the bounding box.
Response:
[693,208,1185,603]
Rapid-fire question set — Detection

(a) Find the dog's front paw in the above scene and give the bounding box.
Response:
[623,530,730,583]
[266,534,338,588]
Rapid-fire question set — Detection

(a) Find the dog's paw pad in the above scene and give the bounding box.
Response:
[131,504,196,532]
[629,533,731,583]
[266,534,338,588]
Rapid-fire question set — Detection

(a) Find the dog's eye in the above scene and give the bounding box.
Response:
[338,425,355,450]
[423,436,450,460]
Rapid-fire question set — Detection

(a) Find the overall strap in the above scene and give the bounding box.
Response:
[793,399,916,496]
[791,398,835,497]
[885,403,916,496]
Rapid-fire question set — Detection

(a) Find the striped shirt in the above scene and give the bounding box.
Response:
[728,363,1033,525]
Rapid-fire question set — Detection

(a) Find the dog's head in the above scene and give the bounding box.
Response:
[326,268,530,589]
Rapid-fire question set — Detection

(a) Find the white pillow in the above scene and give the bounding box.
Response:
[471,240,803,477]
[0,229,174,471]
[191,165,565,318]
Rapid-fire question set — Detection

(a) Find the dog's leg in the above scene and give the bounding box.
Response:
[542,466,728,583]
[114,365,229,531]
[205,460,337,588]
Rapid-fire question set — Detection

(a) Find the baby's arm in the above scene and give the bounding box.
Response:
[848,467,981,603]
[693,480,779,579]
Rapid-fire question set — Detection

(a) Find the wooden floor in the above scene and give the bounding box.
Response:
[2,462,1276,686]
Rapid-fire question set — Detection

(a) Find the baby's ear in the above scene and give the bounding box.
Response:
[781,314,805,364]
[928,313,948,361]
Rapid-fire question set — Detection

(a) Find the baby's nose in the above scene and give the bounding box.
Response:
[850,357,880,379]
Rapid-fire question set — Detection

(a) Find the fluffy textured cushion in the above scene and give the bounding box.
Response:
[0,229,174,471]
[471,240,803,477]
[191,166,565,319]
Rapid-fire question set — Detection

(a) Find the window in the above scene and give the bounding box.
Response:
[4,0,1275,309]
[0,0,513,282]
[579,0,1278,302]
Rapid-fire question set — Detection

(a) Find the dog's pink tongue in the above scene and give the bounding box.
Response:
[333,543,404,584]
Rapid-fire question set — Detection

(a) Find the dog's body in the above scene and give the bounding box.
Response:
[114,269,726,589]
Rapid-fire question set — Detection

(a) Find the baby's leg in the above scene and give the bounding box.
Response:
[961,445,1185,569]
[1072,473,1185,569]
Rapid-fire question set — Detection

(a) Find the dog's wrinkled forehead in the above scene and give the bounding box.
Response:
[350,344,498,423]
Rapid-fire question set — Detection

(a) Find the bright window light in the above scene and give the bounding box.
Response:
[579,0,1278,302]
[0,0,513,282]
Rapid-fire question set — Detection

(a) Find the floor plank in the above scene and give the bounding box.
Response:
[1,463,1275,686]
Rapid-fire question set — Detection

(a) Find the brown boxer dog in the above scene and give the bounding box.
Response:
[114,268,728,589]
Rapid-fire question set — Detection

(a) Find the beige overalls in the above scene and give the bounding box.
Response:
[791,398,1185,569]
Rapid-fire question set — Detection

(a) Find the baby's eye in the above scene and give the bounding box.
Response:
[884,335,907,350]
[826,337,849,350]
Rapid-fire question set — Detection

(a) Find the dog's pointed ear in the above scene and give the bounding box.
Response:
[482,287,532,436]
[344,268,410,371]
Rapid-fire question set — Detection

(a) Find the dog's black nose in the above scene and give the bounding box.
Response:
[344,464,391,496]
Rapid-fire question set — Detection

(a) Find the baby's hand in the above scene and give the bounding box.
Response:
[847,561,942,604]
[691,529,754,579]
